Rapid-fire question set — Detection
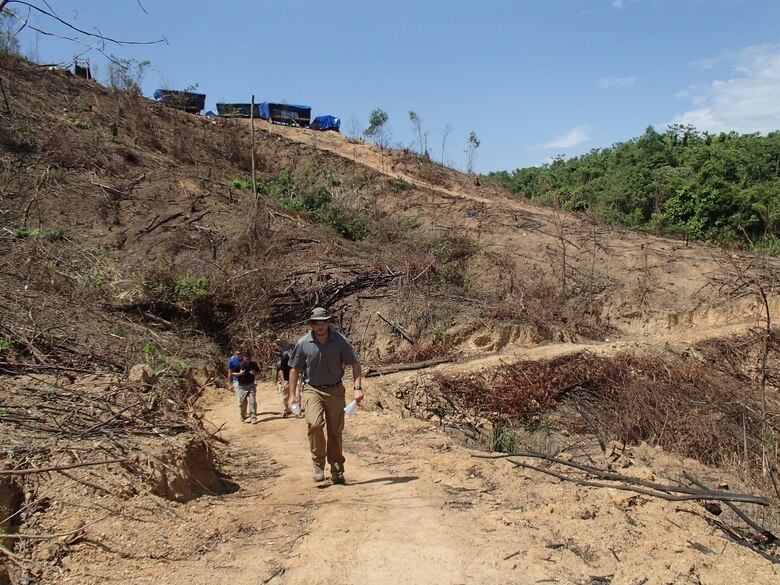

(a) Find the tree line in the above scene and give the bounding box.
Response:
[487,125,780,253]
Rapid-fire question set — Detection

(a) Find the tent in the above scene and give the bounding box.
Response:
[309,115,341,132]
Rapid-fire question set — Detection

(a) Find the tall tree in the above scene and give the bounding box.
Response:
[465,131,481,174]
[364,108,391,171]
[105,55,151,96]
[408,110,429,157]
[0,8,19,54]
[440,124,452,166]
[364,108,389,145]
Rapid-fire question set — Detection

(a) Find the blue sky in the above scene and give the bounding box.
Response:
[9,0,780,174]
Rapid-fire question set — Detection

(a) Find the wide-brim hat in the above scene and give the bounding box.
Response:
[309,307,332,321]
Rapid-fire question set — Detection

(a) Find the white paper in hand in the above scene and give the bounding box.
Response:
[344,400,358,419]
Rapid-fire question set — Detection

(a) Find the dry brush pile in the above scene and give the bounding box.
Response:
[402,335,780,563]
[430,345,780,473]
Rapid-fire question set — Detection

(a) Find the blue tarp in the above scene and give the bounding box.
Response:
[310,115,341,132]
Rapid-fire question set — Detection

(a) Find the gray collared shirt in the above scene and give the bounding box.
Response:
[289,328,359,386]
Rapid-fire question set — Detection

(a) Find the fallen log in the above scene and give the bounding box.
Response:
[507,458,769,505]
[365,355,452,377]
[474,452,771,506]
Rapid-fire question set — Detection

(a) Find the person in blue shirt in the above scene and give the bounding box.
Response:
[227,349,243,393]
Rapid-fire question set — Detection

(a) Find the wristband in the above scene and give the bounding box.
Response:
[354,385,362,391]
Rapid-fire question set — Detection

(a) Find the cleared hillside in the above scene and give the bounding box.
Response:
[1,54,779,583]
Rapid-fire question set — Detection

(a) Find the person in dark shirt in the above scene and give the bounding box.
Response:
[276,350,294,417]
[230,350,260,424]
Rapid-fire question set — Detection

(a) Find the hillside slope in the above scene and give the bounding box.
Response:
[0,56,779,584]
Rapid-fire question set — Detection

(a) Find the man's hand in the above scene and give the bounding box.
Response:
[354,388,364,403]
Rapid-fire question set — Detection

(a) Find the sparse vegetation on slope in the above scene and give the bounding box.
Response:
[1,52,780,581]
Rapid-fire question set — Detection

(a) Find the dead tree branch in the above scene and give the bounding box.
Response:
[0,457,128,476]
[376,311,415,343]
[474,452,770,506]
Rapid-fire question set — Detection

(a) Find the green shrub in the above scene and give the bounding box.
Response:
[388,178,410,193]
[230,176,254,191]
[755,236,780,257]
[44,227,65,242]
[238,170,373,241]
[315,207,369,241]
[174,269,209,301]
[491,428,517,453]
[13,227,39,238]
[12,227,64,241]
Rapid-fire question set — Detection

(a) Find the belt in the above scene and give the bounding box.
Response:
[311,381,342,389]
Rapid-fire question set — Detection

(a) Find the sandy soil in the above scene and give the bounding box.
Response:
[55,355,778,585]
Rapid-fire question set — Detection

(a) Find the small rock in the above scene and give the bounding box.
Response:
[128,364,157,386]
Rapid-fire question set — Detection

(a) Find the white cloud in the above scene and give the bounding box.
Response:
[670,44,780,134]
[612,0,624,8]
[599,75,638,89]
[539,126,591,149]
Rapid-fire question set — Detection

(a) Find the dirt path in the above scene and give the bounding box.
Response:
[192,384,506,585]
[94,358,777,585]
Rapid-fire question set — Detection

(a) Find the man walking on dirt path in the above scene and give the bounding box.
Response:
[289,307,363,484]
[231,350,260,424]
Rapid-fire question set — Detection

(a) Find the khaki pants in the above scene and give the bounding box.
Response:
[236,383,257,420]
[304,383,346,474]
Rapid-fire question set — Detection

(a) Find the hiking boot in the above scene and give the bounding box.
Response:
[312,469,325,482]
[242,418,252,424]
[250,417,257,424]
[332,472,345,485]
